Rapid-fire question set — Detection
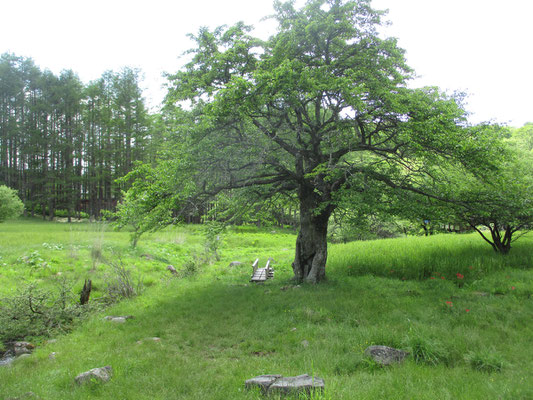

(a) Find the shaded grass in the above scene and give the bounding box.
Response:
[0,221,532,399]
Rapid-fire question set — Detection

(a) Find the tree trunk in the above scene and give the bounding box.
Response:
[489,225,512,254]
[292,186,332,284]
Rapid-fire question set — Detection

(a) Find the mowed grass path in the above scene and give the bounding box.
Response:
[0,220,532,399]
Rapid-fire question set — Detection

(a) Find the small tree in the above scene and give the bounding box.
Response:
[114,160,194,248]
[450,154,533,254]
[0,185,24,222]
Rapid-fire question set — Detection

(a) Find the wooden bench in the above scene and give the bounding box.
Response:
[250,258,275,282]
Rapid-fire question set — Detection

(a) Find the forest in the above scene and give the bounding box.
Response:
[0,54,154,220]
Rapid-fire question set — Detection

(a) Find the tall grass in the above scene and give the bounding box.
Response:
[328,232,533,280]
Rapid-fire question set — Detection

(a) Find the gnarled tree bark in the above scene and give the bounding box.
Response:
[292,185,333,284]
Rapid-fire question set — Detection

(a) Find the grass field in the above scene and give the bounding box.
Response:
[0,219,532,399]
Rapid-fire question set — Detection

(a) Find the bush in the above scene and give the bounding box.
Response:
[0,185,23,223]
[0,281,91,343]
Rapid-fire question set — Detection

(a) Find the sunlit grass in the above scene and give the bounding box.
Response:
[0,220,532,399]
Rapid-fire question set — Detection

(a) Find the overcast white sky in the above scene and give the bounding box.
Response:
[1,0,531,126]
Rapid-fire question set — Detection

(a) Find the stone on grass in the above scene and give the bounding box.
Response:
[364,345,409,366]
[229,261,243,267]
[13,342,35,356]
[167,265,178,275]
[15,354,31,362]
[245,374,324,395]
[245,374,282,393]
[75,366,113,385]
[137,337,161,344]
[0,351,15,367]
[269,374,325,395]
[104,315,134,323]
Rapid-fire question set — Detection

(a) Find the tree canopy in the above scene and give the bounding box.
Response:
[157,0,506,282]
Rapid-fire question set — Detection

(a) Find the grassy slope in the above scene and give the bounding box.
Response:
[0,219,532,399]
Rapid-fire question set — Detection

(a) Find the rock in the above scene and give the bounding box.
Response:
[0,350,15,367]
[49,352,57,360]
[104,315,134,323]
[167,265,178,275]
[364,345,409,366]
[245,375,282,393]
[13,342,35,356]
[269,374,325,395]
[75,366,113,385]
[137,337,161,344]
[15,354,31,362]
[301,340,309,348]
[245,374,324,395]
[291,327,297,332]
[229,261,243,267]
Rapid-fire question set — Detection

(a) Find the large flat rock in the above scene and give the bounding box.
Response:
[245,374,282,392]
[245,374,325,395]
[269,374,325,395]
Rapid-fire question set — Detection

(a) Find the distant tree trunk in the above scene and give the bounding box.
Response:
[292,185,333,284]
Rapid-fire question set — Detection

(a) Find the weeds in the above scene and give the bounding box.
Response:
[465,349,504,373]
[103,257,143,302]
[17,250,49,270]
[90,223,107,270]
[404,331,450,366]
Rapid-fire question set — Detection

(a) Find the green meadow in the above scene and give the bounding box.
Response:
[0,219,532,399]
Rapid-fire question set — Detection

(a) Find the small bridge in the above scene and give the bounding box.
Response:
[250,258,275,282]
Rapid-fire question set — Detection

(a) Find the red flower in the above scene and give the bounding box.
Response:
[465,309,470,313]
[430,277,435,280]
[445,301,453,307]
[456,273,464,279]
[511,286,515,290]
[441,276,445,280]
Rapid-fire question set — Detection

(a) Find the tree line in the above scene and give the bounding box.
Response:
[0,53,155,220]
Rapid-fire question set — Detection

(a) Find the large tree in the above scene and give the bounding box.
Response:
[163,0,500,283]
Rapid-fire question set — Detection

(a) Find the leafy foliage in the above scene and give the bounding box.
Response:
[0,185,23,222]
[155,0,507,282]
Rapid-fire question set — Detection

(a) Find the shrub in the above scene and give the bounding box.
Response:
[0,281,91,343]
[0,185,23,223]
